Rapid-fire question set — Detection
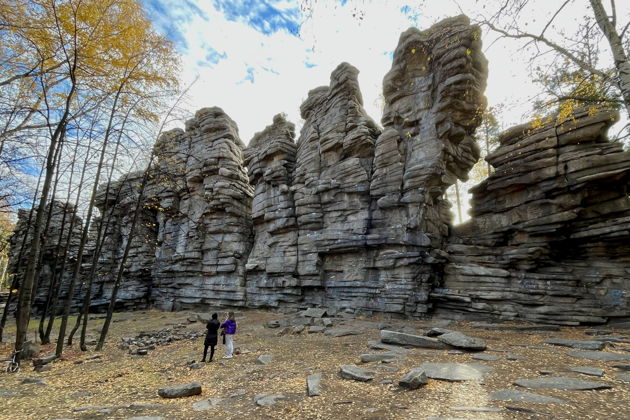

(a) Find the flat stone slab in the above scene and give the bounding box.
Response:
[514,376,612,390]
[339,365,375,382]
[570,366,604,377]
[367,340,408,354]
[21,378,46,385]
[614,364,630,371]
[256,354,273,365]
[437,332,486,351]
[307,326,326,334]
[380,330,449,350]
[399,368,427,389]
[616,374,630,382]
[419,363,493,382]
[452,406,502,412]
[489,389,567,404]
[307,373,321,396]
[360,352,398,363]
[544,338,606,350]
[158,382,202,398]
[325,328,361,337]
[192,398,223,411]
[568,350,630,362]
[254,394,286,406]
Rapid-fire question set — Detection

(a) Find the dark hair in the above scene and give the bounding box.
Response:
[211,313,218,319]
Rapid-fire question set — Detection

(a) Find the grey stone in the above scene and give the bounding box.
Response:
[568,350,630,361]
[157,382,202,398]
[192,399,223,411]
[489,390,566,404]
[514,377,612,390]
[254,394,286,406]
[613,364,630,371]
[367,340,408,354]
[302,308,328,318]
[325,328,361,337]
[419,363,493,381]
[307,373,321,396]
[544,338,606,350]
[569,366,604,377]
[426,328,454,337]
[398,368,428,389]
[0,389,19,397]
[308,326,326,334]
[451,407,501,412]
[438,332,486,351]
[256,354,273,365]
[360,353,398,363]
[339,365,375,381]
[34,364,52,372]
[21,378,46,385]
[380,330,449,349]
[616,374,630,382]
[32,354,57,367]
[507,354,525,361]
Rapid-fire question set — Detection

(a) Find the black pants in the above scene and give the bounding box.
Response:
[202,344,215,362]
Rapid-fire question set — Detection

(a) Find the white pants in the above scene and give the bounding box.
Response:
[225,334,234,356]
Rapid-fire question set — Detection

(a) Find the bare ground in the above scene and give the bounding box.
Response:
[1,309,629,420]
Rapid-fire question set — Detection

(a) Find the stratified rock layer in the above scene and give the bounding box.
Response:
[434,107,630,324]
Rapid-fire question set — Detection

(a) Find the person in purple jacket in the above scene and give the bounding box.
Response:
[220,312,237,359]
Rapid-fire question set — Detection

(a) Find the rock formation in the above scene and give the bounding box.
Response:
[8,15,630,324]
[434,107,630,324]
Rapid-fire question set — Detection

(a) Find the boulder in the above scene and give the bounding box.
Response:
[157,382,202,398]
[380,330,449,349]
[339,365,375,382]
[398,368,428,389]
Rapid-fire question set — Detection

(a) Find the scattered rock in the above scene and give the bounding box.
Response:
[616,374,630,382]
[451,406,501,412]
[265,320,282,328]
[307,373,321,396]
[507,354,525,361]
[514,377,612,390]
[419,363,492,381]
[187,316,197,323]
[570,367,604,377]
[254,394,286,406]
[229,389,246,398]
[380,330,449,349]
[325,328,361,338]
[0,389,19,397]
[322,318,333,327]
[256,355,273,365]
[398,368,427,390]
[292,325,305,334]
[360,353,398,363]
[544,338,606,350]
[339,365,375,382]
[302,308,328,318]
[567,350,630,362]
[538,370,554,375]
[192,399,223,411]
[437,332,486,351]
[157,382,202,398]
[34,364,52,372]
[32,354,57,367]
[425,327,453,337]
[21,378,46,385]
[490,389,566,404]
[613,364,630,371]
[367,340,408,354]
[308,326,326,334]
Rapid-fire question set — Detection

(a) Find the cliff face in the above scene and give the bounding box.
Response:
[434,107,630,324]
[10,15,630,324]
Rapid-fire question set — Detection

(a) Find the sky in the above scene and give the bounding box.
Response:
[140,0,629,144]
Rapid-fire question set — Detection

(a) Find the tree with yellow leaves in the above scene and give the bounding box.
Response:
[0,0,180,364]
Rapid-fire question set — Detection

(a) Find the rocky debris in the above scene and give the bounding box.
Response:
[471,323,561,332]
[567,350,630,362]
[437,332,486,351]
[507,354,525,361]
[157,382,202,399]
[419,363,492,381]
[380,330,449,349]
[256,355,273,365]
[32,354,57,367]
[544,338,606,350]
[489,390,566,404]
[302,308,328,318]
[192,399,223,411]
[308,326,326,334]
[21,378,47,386]
[34,364,52,372]
[514,377,612,390]
[360,353,399,363]
[0,389,19,397]
[367,340,408,354]
[325,328,361,338]
[119,328,203,353]
[254,394,286,406]
[307,373,322,396]
[570,366,604,377]
[435,105,630,325]
[398,368,428,389]
[339,365,376,381]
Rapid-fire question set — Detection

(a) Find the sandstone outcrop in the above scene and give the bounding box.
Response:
[434,107,630,324]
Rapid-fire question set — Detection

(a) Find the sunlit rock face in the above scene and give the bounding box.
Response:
[435,107,630,324]
[148,107,253,310]
[243,114,300,308]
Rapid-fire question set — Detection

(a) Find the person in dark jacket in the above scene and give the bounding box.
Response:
[202,313,220,362]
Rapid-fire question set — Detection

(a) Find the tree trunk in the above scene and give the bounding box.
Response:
[590,0,630,119]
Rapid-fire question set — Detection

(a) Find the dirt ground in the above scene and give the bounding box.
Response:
[1,309,629,420]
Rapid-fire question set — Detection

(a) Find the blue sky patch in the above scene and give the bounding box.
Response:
[212,0,302,36]
[304,61,317,68]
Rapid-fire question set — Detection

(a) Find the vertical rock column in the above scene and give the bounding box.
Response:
[292,63,381,310]
[243,114,300,307]
[368,15,488,315]
[151,108,253,310]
